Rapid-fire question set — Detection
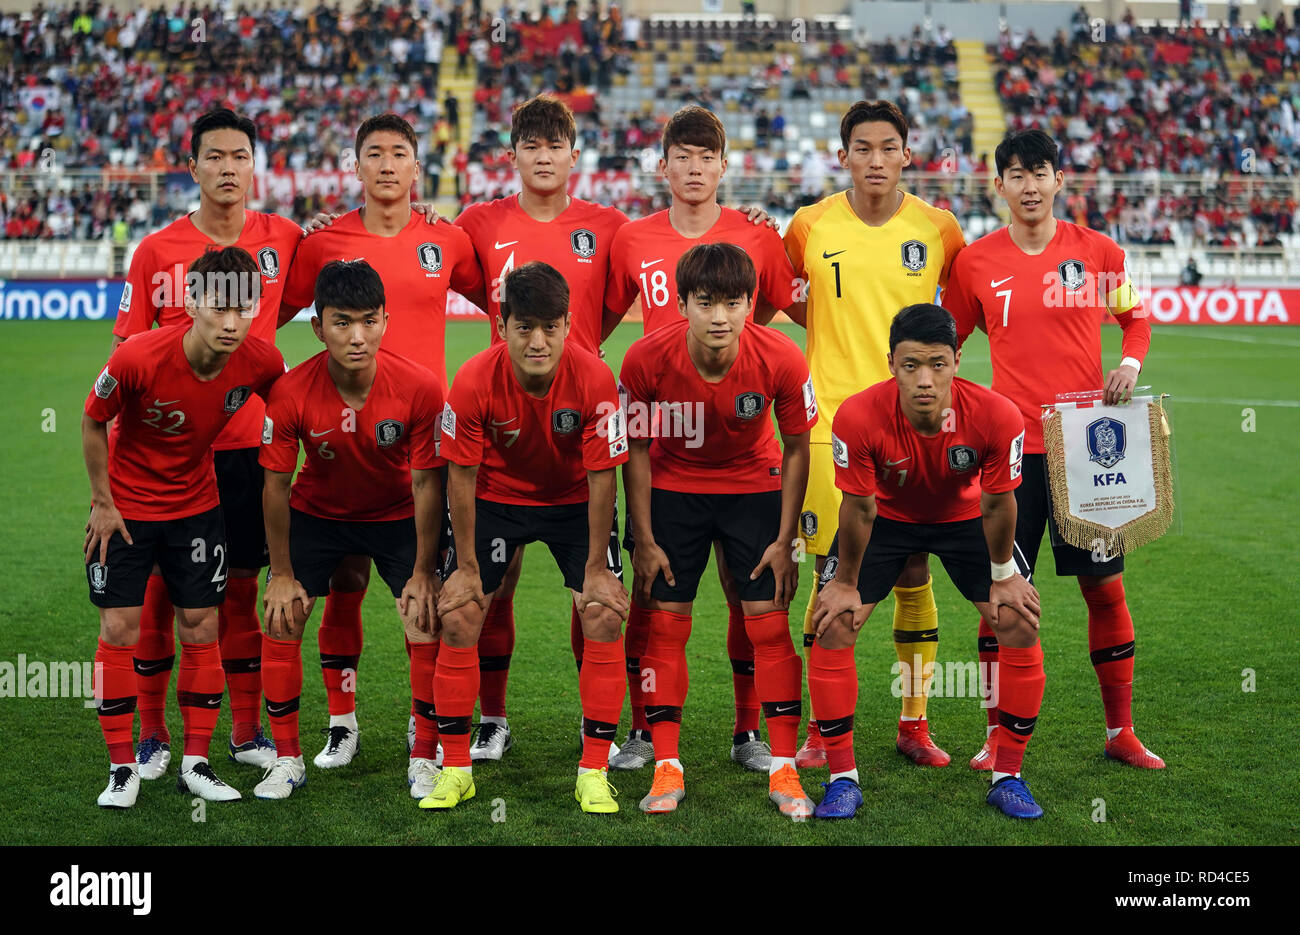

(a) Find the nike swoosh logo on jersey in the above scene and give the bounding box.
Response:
[310,429,334,437]
[822,249,846,258]
[494,240,519,249]
[490,418,516,426]
[153,399,179,407]
[640,258,664,268]
[885,457,910,466]
[990,276,1014,288]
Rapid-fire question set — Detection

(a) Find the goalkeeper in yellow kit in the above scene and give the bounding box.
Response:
[783,100,966,767]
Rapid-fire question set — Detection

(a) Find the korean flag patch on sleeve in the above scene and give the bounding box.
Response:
[801,376,818,421]
[607,406,628,458]
[1009,430,1025,480]
[93,366,117,399]
[441,403,457,440]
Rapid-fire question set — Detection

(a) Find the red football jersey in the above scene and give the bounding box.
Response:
[454,195,628,354]
[832,377,1024,524]
[114,210,302,450]
[281,210,484,389]
[260,349,445,522]
[440,342,628,506]
[85,325,284,521]
[606,208,798,334]
[619,320,817,493]
[945,221,1146,454]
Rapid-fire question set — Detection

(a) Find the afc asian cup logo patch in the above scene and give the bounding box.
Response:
[901,239,928,272]
[818,555,838,589]
[947,445,978,472]
[89,562,108,591]
[735,392,765,420]
[418,242,443,273]
[552,408,580,435]
[224,385,251,414]
[257,246,280,279]
[93,366,117,399]
[831,433,849,468]
[1058,259,1087,291]
[571,229,597,258]
[375,419,405,448]
[1086,417,1126,469]
[800,510,818,538]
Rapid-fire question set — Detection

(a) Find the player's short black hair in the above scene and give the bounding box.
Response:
[662,105,727,158]
[676,243,756,304]
[190,108,258,162]
[186,246,260,309]
[511,95,577,149]
[501,261,569,324]
[840,99,909,151]
[355,113,420,158]
[889,303,958,354]
[314,259,386,315]
[995,128,1060,176]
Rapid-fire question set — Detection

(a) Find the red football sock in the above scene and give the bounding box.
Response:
[477,599,514,719]
[624,600,651,733]
[641,608,691,762]
[178,640,224,758]
[993,642,1045,775]
[569,604,585,670]
[219,577,263,744]
[1083,577,1136,729]
[319,588,364,716]
[728,603,760,734]
[96,639,137,764]
[434,644,479,768]
[808,642,858,774]
[409,641,440,760]
[134,574,173,743]
[261,634,303,758]
[405,636,415,716]
[978,616,1000,728]
[746,611,801,758]
[578,635,627,770]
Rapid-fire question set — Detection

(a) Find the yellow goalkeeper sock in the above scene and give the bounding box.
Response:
[893,578,939,720]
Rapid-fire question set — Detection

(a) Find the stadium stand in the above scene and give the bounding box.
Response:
[2,1,1300,282]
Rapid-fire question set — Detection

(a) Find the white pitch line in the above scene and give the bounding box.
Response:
[1152,328,1300,348]
[1172,397,1300,407]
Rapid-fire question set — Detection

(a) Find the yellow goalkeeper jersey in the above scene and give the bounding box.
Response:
[784,189,966,443]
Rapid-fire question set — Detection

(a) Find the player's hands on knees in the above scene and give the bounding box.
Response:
[303,212,341,233]
[738,204,781,229]
[398,571,439,637]
[990,574,1041,630]
[752,539,798,609]
[580,568,630,619]
[85,503,132,565]
[411,202,442,224]
[263,574,309,639]
[632,542,674,605]
[437,568,486,617]
[1103,363,1140,405]
[812,578,865,638]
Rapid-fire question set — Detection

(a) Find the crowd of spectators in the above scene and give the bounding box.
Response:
[4,2,1300,248]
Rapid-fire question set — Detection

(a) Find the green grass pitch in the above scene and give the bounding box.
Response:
[2,319,1298,845]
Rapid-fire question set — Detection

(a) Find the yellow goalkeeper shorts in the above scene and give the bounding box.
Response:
[798,442,841,558]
